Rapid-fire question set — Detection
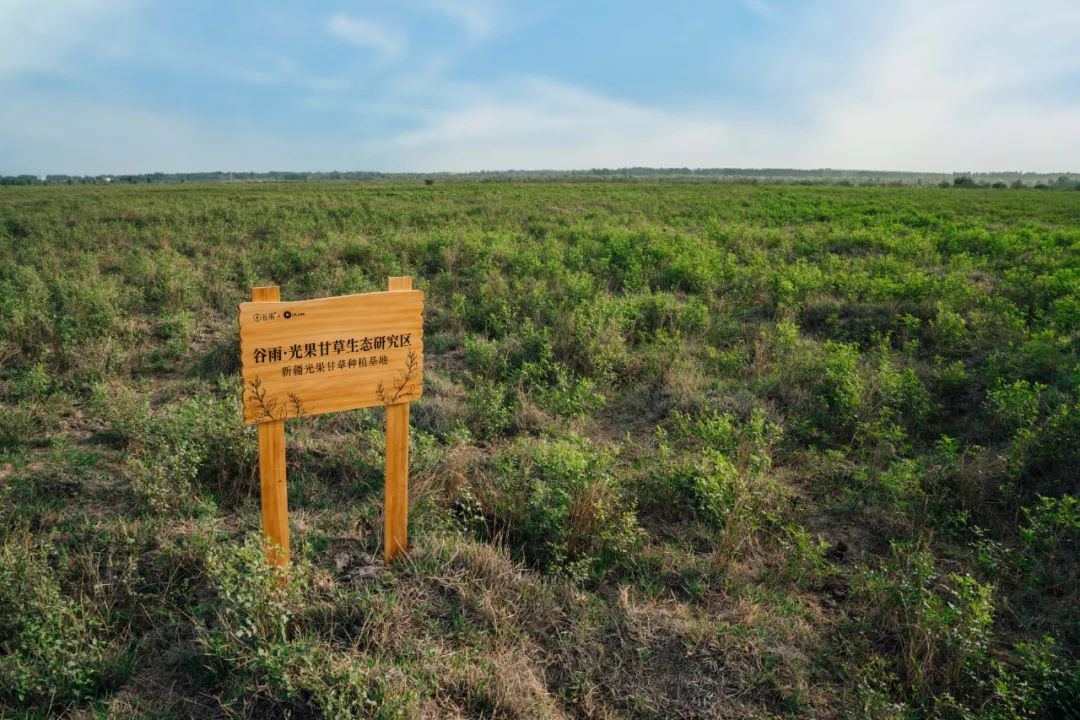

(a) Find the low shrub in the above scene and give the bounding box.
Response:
[852,540,995,709]
[464,378,513,442]
[1028,401,1080,487]
[0,400,45,451]
[471,434,641,579]
[97,386,256,513]
[640,410,781,561]
[197,535,416,718]
[1017,494,1079,590]
[987,378,1045,435]
[0,537,128,707]
[994,636,1080,719]
[518,359,605,419]
[767,321,865,442]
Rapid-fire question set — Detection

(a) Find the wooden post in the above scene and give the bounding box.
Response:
[253,285,290,569]
[384,276,412,563]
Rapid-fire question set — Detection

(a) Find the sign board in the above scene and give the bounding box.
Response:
[239,289,424,424]
[238,278,423,569]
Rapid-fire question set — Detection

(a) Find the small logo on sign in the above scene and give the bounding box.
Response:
[254,310,304,322]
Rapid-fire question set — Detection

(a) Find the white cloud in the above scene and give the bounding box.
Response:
[226,58,349,93]
[365,0,1080,173]
[428,0,499,39]
[2,0,1079,174]
[0,0,139,76]
[809,0,1080,171]
[366,78,797,171]
[736,0,776,20]
[326,14,406,60]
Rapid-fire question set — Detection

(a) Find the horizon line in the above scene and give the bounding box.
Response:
[6,167,1079,179]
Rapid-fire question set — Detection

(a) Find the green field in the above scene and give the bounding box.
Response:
[1,182,1078,718]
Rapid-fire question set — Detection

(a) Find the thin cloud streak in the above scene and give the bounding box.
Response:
[368,78,792,171]
[736,0,777,20]
[0,0,138,76]
[427,0,499,39]
[326,14,407,60]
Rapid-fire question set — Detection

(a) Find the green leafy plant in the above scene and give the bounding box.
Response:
[853,541,996,708]
[472,434,642,579]
[0,538,127,707]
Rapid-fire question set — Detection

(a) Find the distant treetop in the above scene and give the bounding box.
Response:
[1,168,1077,188]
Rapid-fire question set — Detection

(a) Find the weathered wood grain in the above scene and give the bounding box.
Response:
[252,285,290,570]
[384,276,412,563]
[238,288,424,424]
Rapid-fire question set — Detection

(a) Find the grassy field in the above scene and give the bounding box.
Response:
[1,181,1078,719]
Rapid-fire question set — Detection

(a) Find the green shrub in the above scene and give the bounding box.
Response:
[853,541,995,708]
[670,408,740,450]
[562,296,631,382]
[647,408,781,525]
[0,400,45,451]
[522,360,605,418]
[1029,401,1080,486]
[464,378,513,442]
[778,523,833,588]
[853,457,927,516]
[629,291,710,340]
[652,446,742,527]
[463,333,506,379]
[146,309,197,369]
[934,357,972,406]
[1020,494,1080,553]
[49,260,122,348]
[771,322,866,440]
[0,538,127,707]
[194,332,242,378]
[849,655,912,720]
[1,440,102,530]
[474,434,641,579]
[995,636,1080,719]
[126,436,209,515]
[928,305,969,356]
[0,266,52,359]
[12,362,52,400]
[987,378,1045,434]
[198,536,416,718]
[98,387,255,513]
[819,340,865,425]
[773,258,826,313]
[1017,494,1079,592]
[199,535,304,668]
[870,350,930,431]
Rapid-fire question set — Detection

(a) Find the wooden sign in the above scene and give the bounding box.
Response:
[239,288,423,423]
[239,277,423,569]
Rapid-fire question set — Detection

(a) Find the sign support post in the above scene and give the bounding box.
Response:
[384,276,412,562]
[252,285,290,569]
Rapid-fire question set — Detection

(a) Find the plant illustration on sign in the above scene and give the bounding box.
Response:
[376,350,421,405]
[246,376,306,421]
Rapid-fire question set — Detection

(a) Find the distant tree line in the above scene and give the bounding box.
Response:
[0,170,394,186]
[1,168,1078,188]
[946,175,1080,190]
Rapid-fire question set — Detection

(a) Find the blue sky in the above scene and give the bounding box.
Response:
[2,0,1078,174]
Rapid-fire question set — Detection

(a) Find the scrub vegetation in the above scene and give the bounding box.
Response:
[1,181,1078,718]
